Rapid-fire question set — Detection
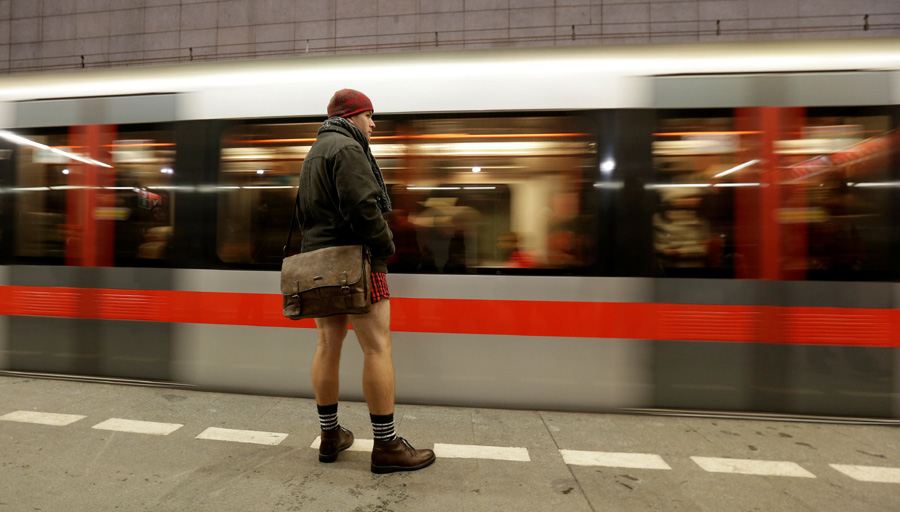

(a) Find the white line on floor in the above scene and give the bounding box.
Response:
[560,450,672,470]
[0,410,86,426]
[434,443,531,462]
[309,438,530,462]
[691,456,816,478]
[92,418,183,436]
[830,464,900,483]
[196,427,288,446]
[310,436,374,452]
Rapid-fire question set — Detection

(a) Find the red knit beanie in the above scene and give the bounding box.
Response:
[327,89,374,118]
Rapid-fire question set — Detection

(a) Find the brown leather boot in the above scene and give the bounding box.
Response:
[319,426,354,463]
[371,437,436,474]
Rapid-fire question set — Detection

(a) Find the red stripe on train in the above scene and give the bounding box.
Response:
[0,286,897,347]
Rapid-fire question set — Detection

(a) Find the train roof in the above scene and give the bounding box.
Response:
[1,37,898,127]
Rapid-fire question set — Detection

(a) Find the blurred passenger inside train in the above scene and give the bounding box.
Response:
[497,231,536,268]
[652,187,712,269]
[546,190,586,268]
[443,206,480,273]
[385,209,421,273]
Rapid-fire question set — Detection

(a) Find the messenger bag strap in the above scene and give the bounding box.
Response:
[283,191,301,259]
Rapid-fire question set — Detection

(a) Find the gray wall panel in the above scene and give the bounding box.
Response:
[654,339,897,417]
[11,265,173,290]
[174,268,281,296]
[14,94,178,128]
[655,279,894,308]
[7,317,171,379]
[171,323,653,412]
[654,72,893,109]
[170,323,316,396]
[780,281,894,309]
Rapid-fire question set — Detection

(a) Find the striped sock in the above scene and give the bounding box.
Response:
[317,403,339,431]
[371,413,397,442]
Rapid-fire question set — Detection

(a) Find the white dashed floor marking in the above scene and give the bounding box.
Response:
[560,450,672,470]
[691,457,816,478]
[310,436,374,452]
[0,410,86,426]
[196,427,288,446]
[5,406,900,485]
[92,418,183,436]
[830,464,900,483]
[434,443,531,462]
[309,438,530,462]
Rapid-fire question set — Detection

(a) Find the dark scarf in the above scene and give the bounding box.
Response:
[320,116,392,214]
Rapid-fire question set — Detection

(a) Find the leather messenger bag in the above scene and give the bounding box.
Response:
[281,194,372,320]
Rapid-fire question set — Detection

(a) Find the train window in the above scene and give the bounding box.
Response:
[11,127,175,265]
[218,122,331,265]
[392,116,596,273]
[652,114,739,277]
[654,108,898,281]
[110,130,176,263]
[218,115,596,272]
[779,110,895,280]
[13,132,70,259]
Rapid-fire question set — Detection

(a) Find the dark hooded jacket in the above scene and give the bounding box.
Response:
[298,123,394,272]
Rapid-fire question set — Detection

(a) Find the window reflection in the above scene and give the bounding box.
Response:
[218,122,321,265]
[653,110,897,280]
[14,132,69,258]
[110,134,176,262]
[779,115,894,279]
[218,116,596,271]
[12,129,175,263]
[653,116,739,276]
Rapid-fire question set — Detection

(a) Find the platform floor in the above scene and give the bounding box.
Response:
[1,376,898,511]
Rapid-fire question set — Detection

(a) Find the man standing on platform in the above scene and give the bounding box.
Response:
[297,88,435,474]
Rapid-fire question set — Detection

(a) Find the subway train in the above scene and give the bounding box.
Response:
[0,37,899,421]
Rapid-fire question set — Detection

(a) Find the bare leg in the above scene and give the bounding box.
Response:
[312,314,349,405]
[348,299,394,415]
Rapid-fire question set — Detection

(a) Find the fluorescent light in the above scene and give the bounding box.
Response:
[649,183,712,189]
[713,159,759,178]
[714,182,760,187]
[853,182,900,188]
[406,186,461,190]
[0,130,113,168]
[600,159,615,174]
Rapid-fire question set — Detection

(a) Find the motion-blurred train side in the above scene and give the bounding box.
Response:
[1,38,899,419]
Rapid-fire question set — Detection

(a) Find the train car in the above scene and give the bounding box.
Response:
[0,38,898,420]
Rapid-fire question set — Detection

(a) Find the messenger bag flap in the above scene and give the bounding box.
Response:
[280,245,365,295]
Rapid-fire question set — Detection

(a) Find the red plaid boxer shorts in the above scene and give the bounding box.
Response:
[371,272,390,304]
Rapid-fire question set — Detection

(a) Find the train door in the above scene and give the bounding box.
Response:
[5,113,178,381]
[650,99,899,417]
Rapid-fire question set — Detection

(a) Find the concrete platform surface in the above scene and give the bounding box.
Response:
[0,376,898,512]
